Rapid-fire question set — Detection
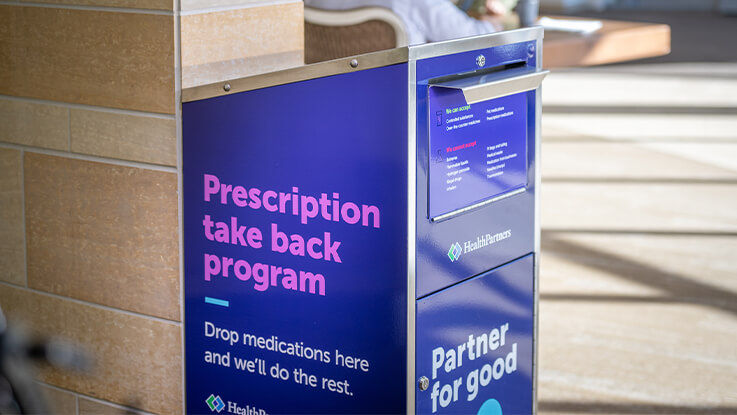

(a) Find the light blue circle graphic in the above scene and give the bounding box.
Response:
[477,398,503,415]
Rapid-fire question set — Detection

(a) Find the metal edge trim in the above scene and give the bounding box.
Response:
[407,57,417,415]
[430,187,526,222]
[182,47,409,102]
[457,70,549,105]
[408,27,543,61]
[532,33,543,415]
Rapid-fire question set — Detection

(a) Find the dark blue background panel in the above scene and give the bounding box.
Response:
[183,64,408,414]
[415,42,538,299]
[415,255,534,414]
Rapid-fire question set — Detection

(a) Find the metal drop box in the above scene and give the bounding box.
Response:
[182,27,546,414]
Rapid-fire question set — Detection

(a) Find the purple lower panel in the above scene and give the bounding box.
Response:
[416,254,534,415]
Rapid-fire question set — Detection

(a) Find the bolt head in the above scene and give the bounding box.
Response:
[223,83,231,92]
[418,376,429,391]
[476,54,486,67]
[350,59,359,68]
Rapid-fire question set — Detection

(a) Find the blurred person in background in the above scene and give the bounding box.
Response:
[304,0,520,45]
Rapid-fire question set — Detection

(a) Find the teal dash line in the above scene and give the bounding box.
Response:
[204,297,229,307]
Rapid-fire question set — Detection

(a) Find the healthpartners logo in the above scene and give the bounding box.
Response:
[206,394,225,413]
[447,242,462,262]
[206,394,267,415]
[448,229,512,262]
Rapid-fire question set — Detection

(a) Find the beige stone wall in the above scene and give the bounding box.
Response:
[0,0,303,413]
[181,2,304,88]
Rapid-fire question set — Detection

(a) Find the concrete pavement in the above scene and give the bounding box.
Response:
[537,51,737,414]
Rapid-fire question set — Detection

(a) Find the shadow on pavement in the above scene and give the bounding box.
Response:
[539,400,737,414]
[540,231,737,316]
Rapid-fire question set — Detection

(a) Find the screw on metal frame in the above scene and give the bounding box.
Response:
[418,376,429,391]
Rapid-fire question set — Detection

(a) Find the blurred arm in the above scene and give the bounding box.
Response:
[408,0,498,43]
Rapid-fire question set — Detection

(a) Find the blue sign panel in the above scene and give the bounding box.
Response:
[415,255,534,414]
[183,64,408,414]
[415,42,538,299]
[428,90,527,219]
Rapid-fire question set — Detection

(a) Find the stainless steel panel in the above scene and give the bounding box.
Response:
[432,69,549,105]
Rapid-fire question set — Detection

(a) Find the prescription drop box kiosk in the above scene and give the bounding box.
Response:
[182,27,547,415]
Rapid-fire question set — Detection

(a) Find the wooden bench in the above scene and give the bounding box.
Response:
[304,9,671,68]
[542,16,671,68]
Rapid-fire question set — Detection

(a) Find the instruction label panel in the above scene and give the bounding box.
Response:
[428,88,528,219]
